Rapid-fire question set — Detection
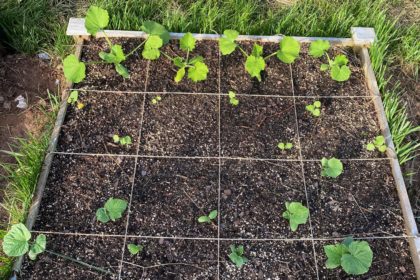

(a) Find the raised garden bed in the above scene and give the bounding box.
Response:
[6,14,419,280]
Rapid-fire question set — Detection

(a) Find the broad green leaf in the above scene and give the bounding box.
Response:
[2,223,31,257]
[309,40,330,58]
[175,67,186,83]
[282,202,309,231]
[228,91,236,98]
[96,207,110,223]
[188,61,209,82]
[333,54,349,67]
[251,44,263,57]
[198,216,210,223]
[104,198,128,221]
[278,143,285,150]
[67,91,79,104]
[63,54,86,83]
[236,245,244,255]
[141,21,170,44]
[219,38,237,55]
[377,145,387,153]
[245,55,265,81]
[115,63,129,78]
[374,136,385,146]
[324,244,347,269]
[127,244,143,255]
[366,143,375,151]
[313,109,320,117]
[230,98,239,106]
[320,64,329,71]
[113,135,120,143]
[142,48,160,60]
[229,245,247,268]
[85,6,109,36]
[321,157,343,178]
[341,241,373,275]
[120,136,132,146]
[99,44,126,64]
[306,104,315,112]
[224,30,239,40]
[277,36,300,64]
[208,210,218,220]
[285,143,293,149]
[314,101,321,108]
[331,65,351,82]
[28,234,46,260]
[180,32,196,52]
[173,57,185,68]
[142,36,163,60]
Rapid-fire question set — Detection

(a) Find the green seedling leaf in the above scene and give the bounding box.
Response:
[374,135,385,146]
[366,135,386,153]
[320,64,329,71]
[228,91,239,106]
[325,244,347,269]
[188,61,209,82]
[99,44,126,64]
[282,202,309,231]
[97,198,128,222]
[142,35,163,60]
[321,157,343,178]
[198,210,218,223]
[333,54,349,67]
[113,134,120,143]
[180,32,196,52]
[331,64,351,82]
[96,207,110,223]
[67,91,79,105]
[278,142,293,151]
[189,56,204,64]
[251,44,263,57]
[309,40,330,58]
[219,29,239,55]
[119,136,132,146]
[175,67,186,83]
[314,101,321,108]
[63,54,86,83]
[141,21,170,44]
[85,6,109,35]
[173,57,185,68]
[366,143,375,151]
[245,55,265,81]
[285,142,293,149]
[115,63,129,78]
[127,244,143,255]
[229,245,248,268]
[305,101,321,117]
[28,234,46,260]
[208,210,218,220]
[2,223,31,257]
[276,36,300,64]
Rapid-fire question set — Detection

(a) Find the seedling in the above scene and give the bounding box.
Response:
[366,135,386,153]
[219,30,300,81]
[228,91,239,106]
[113,135,132,147]
[2,223,46,260]
[127,244,143,255]
[67,90,85,109]
[309,39,351,82]
[321,157,343,178]
[282,202,309,231]
[228,245,248,268]
[96,197,128,223]
[305,100,321,117]
[324,237,373,275]
[277,142,293,151]
[198,210,218,223]
[151,95,162,105]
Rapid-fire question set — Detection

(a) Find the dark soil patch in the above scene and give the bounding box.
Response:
[146,40,219,93]
[139,93,218,157]
[296,97,384,159]
[19,234,123,279]
[121,238,218,279]
[220,41,293,95]
[221,96,298,159]
[220,159,310,238]
[315,238,416,279]
[292,44,368,96]
[128,158,218,237]
[305,161,405,237]
[77,38,149,91]
[219,240,317,279]
[33,155,135,234]
[57,91,143,154]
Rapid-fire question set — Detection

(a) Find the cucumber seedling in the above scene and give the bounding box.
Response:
[127,243,143,255]
[324,237,373,275]
[366,135,386,153]
[228,91,239,106]
[277,142,293,151]
[309,39,351,82]
[228,245,248,268]
[282,202,309,232]
[321,157,343,178]
[113,135,132,147]
[67,90,85,109]
[198,210,218,224]
[96,197,128,223]
[151,95,162,105]
[305,100,321,117]
[219,30,300,81]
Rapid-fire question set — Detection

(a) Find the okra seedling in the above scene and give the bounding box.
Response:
[67,90,85,109]
[96,197,128,223]
[127,244,143,255]
[228,91,239,106]
[321,157,343,178]
[151,95,162,105]
[277,142,293,151]
[113,135,132,147]
[282,202,309,231]
[2,223,46,260]
[198,210,218,223]
[366,135,386,153]
[228,245,248,268]
[309,39,351,82]
[305,100,321,117]
[324,237,373,275]
[219,30,300,81]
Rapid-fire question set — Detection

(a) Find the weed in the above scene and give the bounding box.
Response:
[229,245,248,268]
[305,100,321,117]
[282,202,309,231]
[321,157,343,178]
[96,198,128,223]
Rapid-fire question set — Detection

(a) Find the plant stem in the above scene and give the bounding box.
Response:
[101,30,113,50]
[237,45,248,57]
[85,60,107,65]
[186,49,190,63]
[126,40,146,58]
[264,51,278,60]
[161,51,174,61]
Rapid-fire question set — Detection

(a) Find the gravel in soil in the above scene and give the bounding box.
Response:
[219,240,317,279]
[220,41,293,95]
[305,160,405,237]
[146,40,219,93]
[221,96,299,159]
[220,159,310,238]
[20,234,123,280]
[57,91,143,154]
[128,158,218,237]
[315,238,416,279]
[33,155,135,234]
[296,97,385,159]
[292,44,368,96]
[77,38,149,91]
[121,238,218,279]
[139,94,219,157]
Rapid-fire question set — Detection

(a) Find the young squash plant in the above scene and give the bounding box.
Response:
[229,245,248,268]
[309,39,351,82]
[228,91,239,106]
[219,30,300,81]
[113,135,132,147]
[366,135,386,153]
[321,157,343,178]
[282,202,309,232]
[306,100,321,117]
[198,210,218,224]
[96,197,128,223]
[127,243,143,256]
[324,237,373,275]
[277,142,293,151]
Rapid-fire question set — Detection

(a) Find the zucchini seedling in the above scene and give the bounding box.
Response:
[198,210,218,224]
[366,135,386,153]
[127,244,143,255]
[282,202,309,232]
[305,100,321,117]
[113,135,132,147]
[321,157,343,178]
[228,91,239,106]
[277,142,293,151]
[324,237,373,275]
[219,30,300,81]
[96,197,128,223]
[67,90,85,109]
[308,39,351,82]
[228,245,248,268]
